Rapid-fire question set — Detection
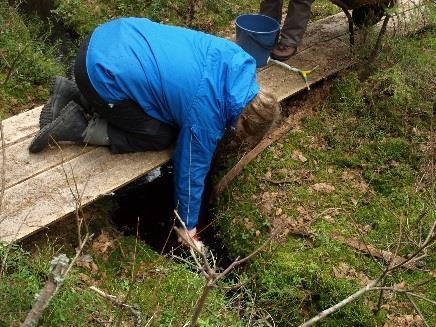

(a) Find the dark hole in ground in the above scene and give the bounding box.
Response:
[111,163,234,268]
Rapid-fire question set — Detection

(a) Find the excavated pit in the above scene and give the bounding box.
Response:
[110,164,234,267]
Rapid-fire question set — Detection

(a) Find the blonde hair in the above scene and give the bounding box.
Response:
[239,90,281,143]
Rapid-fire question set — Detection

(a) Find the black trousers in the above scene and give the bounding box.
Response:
[74,35,175,154]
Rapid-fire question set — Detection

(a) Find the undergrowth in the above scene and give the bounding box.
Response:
[0,2,64,117]
[215,26,435,326]
[0,232,241,326]
[0,1,434,326]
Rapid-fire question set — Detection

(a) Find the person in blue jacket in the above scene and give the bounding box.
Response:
[29,17,280,249]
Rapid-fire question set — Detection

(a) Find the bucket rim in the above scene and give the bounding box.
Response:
[235,13,280,34]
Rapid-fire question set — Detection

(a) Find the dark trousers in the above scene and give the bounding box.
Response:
[260,0,314,47]
[74,35,175,154]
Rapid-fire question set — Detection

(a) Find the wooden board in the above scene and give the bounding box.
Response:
[0,147,172,242]
[0,0,427,242]
[258,35,352,101]
[1,106,42,147]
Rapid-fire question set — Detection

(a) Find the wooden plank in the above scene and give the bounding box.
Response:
[258,35,352,101]
[286,12,349,54]
[2,138,95,190]
[1,106,41,147]
[0,147,172,242]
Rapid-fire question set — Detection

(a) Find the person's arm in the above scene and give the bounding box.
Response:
[172,125,220,231]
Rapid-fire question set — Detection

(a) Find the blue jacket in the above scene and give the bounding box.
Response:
[86,18,259,229]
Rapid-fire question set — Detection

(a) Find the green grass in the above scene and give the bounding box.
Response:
[51,0,339,38]
[0,233,242,326]
[0,5,64,117]
[0,1,434,326]
[51,0,260,38]
[214,26,435,326]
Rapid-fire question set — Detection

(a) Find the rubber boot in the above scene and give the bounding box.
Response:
[39,76,80,128]
[29,101,88,153]
[82,116,110,146]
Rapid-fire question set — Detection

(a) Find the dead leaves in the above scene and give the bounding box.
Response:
[312,182,336,193]
[91,230,115,260]
[383,313,424,327]
[76,254,99,274]
[341,169,369,193]
[258,191,282,216]
[291,149,308,162]
[332,262,371,285]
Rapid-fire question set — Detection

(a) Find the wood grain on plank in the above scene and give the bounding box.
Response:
[258,36,352,101]
[1,106,41,147]
[0,147,172,242]
[1,139,95,190]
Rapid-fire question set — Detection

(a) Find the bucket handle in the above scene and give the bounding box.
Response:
[246,32,277,51]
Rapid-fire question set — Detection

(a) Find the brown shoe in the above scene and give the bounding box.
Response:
[270,43,297,61]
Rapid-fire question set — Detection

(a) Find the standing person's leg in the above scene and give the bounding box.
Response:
[269,0,314,61]
[280,0,313,48]
[260,0,284,23]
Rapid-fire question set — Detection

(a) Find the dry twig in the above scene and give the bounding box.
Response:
[21,233,91,327]
[211,117,294,201]
[173,210,278,326]
[21,143,94,326]
[90,286,142,327]
[299,221,436,327]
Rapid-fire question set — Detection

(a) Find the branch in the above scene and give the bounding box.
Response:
[90,286,142,327]
[175,219,279,326]
[371,287,436,306]
[405,294,430,327]
[189,281,214,326]
[330,232,419,270]
[300,279,381,327]
[300,218,435,326]
[21,233,91,327]
[386,227,435,273]
[21,255,70,327]
[211,117,294,201]
[2,43,29,85]
[216,230,278,280]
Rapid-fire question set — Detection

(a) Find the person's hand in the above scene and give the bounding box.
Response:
[174,226,205,254]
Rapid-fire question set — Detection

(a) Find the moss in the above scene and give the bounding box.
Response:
[0,235,241,325]
[214,29,435,325]
[251,240,378,326]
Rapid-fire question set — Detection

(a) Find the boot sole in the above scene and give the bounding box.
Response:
[30,114,66,153]
[270,52,295,61]
[39,77,79,129]
[39,77,59,129]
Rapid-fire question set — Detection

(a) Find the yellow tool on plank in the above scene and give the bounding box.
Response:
[269,58,318,91]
